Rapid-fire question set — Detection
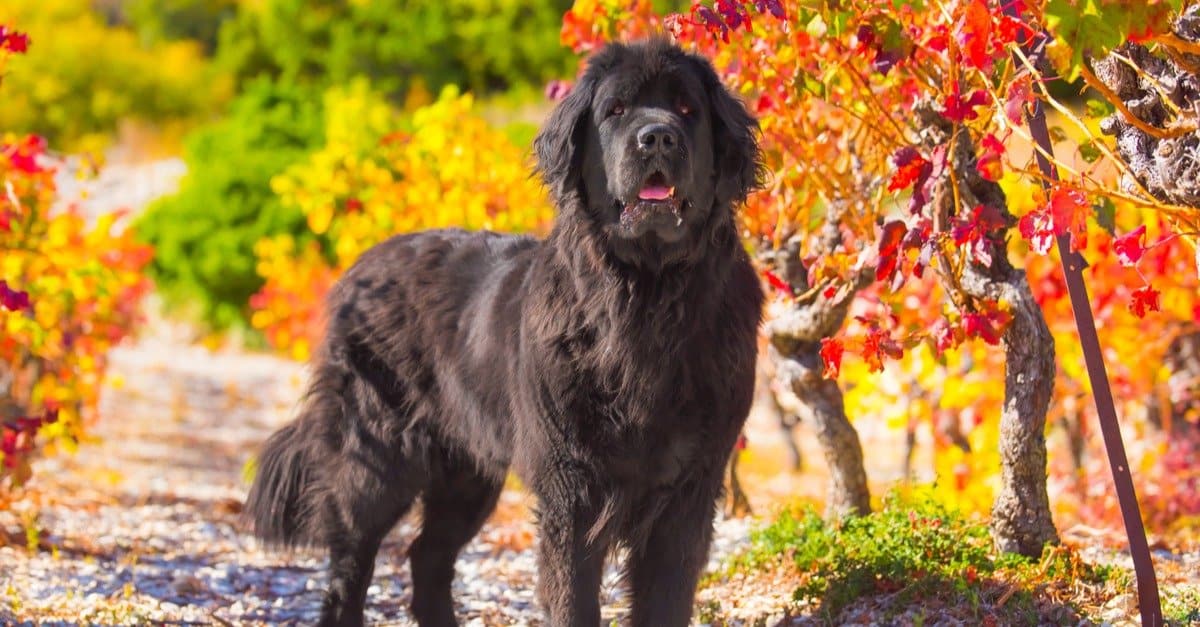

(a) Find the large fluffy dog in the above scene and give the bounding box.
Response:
[245,38,764,627]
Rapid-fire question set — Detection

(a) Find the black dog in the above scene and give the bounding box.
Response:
[245,38,764,627]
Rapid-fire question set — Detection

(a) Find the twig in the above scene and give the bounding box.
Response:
[1079,63,1198,139]
[1150,33,1200,56]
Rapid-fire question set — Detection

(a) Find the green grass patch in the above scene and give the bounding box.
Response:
[716,490,1124,624]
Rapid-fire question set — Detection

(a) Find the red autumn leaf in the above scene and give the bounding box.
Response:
[1005,75,1034,125]
[2,134,48,175]
[996,14,1032,45]
[544,80,571,101]
[1113,224,1147,267]
[942,86,991,122]
[753,0,786,20]
[957,0,994,71]
[952,204,1007,267]
[855,24,877,54]
[1129,285,1161,318]
[763,269,794,295]
[875,220,909,283]
[1018,210,1054,254]
[931,318,960,355]
[924,23,949,53]
[0,27,30,54]
[819,337,844,379]
[873,49,903,76]
[962,312,1002,345]
[715,0,746,31]
[888,149,930,192]
[1047,185,1089,252]
[695,5,731,42]
[1018,185,1089,254]
[0,280,31,312]
[976,133,1005,181]
[861,325,903,373]
[755,91,776,113]
[822,284,838,299]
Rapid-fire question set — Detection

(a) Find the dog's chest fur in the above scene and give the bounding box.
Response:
[524,253,761,491]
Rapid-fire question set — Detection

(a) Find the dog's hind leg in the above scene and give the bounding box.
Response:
[317,390,425,626]
[408,446,503,627]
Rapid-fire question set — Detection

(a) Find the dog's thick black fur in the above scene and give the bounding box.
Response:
[245,38,764,627]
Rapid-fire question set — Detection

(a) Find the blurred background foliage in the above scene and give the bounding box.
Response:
[0,0,229,155]
[0,0,622,334]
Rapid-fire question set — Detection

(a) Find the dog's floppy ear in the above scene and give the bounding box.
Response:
[534,74,595,203]
[703,65,764,206]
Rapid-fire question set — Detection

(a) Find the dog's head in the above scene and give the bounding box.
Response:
[535,38,763,268]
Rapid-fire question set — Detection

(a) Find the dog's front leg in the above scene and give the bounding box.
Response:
[534,482,606,627]
[624,474,722,627]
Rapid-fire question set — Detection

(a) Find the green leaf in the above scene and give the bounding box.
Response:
[1085,98,1113,119]
[806,14,828,37]
[1093,196,1116,235]
[1078,139,1103,163]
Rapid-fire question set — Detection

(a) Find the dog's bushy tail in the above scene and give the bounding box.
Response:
[245,381,341,549]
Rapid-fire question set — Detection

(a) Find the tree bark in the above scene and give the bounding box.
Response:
[1094,5,1200,207]
[763,234,872,520]
[1093,8,1200,436]
[769,342,871,518]
[916,103,1061,555]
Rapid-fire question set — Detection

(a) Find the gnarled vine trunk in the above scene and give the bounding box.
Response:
[762,222,872,520]
[1093,9,1200,438]
[1094,5,1200,209]
[915,103,1061,556]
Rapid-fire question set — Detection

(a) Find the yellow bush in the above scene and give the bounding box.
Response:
[251,84,553,358]
[0,0,229,154]
[1,133,153,489]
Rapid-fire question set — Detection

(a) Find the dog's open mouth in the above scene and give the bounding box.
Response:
[620,171,683,230]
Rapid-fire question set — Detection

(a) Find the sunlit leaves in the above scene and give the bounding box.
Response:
[1018,184,1090,254]
[941,86,991,122]
[251,86,553,359]
[762,268,795,296]
[0,26,30,54]
[1129,284,1161,318]
[888,147,930,192]
[819,337,844,379]
[1113,225,1147,267]
[0,280,30,311]
[568,0,1200,523]
[956,0,995,72]
[1,129,151,483]
[975,133,1004,182]
[952,204,1008,267]
[1004,75,1034,125]
[875,220,909,284]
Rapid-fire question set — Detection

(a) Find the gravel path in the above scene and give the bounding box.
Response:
[0,328,755,626]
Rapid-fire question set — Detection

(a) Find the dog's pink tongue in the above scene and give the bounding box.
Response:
[638,185,672,201]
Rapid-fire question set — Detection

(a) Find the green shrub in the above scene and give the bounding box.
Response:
[725,491,1122,622]
[0,0,229,153]
[734,494,997,615]
[134,78,325,331]
[124,0,239,53]
[214,0,578,98]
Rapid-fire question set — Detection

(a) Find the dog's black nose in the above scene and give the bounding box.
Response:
[637,124,679,154]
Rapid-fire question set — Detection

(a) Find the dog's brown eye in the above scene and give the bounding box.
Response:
[610,102,625,117]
